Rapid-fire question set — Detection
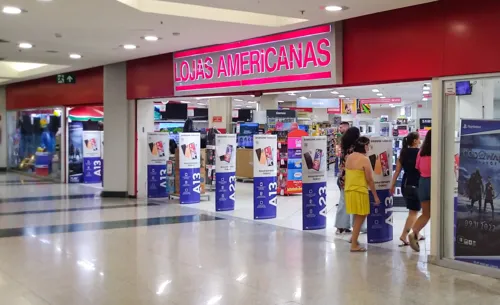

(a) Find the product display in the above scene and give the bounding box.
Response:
[277,129,308,196]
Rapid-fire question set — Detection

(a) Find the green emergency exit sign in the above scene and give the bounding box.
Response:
[56,73,76,84]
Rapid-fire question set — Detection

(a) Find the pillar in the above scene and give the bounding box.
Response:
[259,95,279,111]
[208,97,232,133]
[102,63,132,197]
[0,86,6,171]
[136,99,155,198]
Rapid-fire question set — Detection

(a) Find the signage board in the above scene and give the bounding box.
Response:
[179,133,201,204]
[173,24,342,95]
[296,98,340,108]
[215,134,237,211]
[82,131,102,183]
[147,132,169,198]
[56,73,76,84]
[358,98,402,104]
[253,135,278,219]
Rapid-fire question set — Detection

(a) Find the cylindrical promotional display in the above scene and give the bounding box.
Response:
[215,134,237,211]
[253,135,278,219]
[301,136,328,230]
[367,137,394,243]
[179,133,201,204]
[147,132,169,198]
[82,131,102,183]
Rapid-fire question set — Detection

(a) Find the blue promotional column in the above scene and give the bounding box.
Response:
[301,136,328,230]
[253,135,278,219]
[367,137,394,243]
[215,134,237,211]
[82,131,102,184]
[179,133,201,204]
[147,132,169,198]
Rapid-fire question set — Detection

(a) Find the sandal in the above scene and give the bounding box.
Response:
[350,247,367,253]
[408,233,420,252]
[418,235,426,241]
[399,238,409,247]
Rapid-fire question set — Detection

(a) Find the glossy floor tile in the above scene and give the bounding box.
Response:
[0,172,498,305]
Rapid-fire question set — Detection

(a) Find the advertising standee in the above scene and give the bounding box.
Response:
[253,135,278,219]
[302,136,327,230]
[179,133,201,204]
[68,122,84,183]
[82,131,102,184]
[366,137,394,243]
[147,132,169,198]
[455,119,500,269]
[215,134,237,211]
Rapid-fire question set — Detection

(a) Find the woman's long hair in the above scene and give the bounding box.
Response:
[400,132,419,161]
[420,129,432,157]
[341,127,360,153]
[183,118,194,132]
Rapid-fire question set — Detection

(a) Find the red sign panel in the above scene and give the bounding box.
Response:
[288,107,313,113]
[212,116,223,123]
[327,107,341,114]
[358,98,402,104]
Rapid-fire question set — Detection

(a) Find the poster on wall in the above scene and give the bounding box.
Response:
[366,137,394,243]
[301,136,327,230]
[253,135,278,219]
[68,122,84,183]
[356,100,371,114]
[341,99,356,114]
[82,131,102,184]
[215,134,237,211]
[147,132,169,198]
[179,133,201,204]
[455,120,500,268]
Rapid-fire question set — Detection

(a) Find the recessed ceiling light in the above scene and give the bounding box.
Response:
[197,102,205,106]
[422,98,428,101]
[372,89,380,93]
[233,98,243,102]
[299,96,307,100]
[376,93,383,96]
[18,42,33,49]
[246,105,252,108]
[69,53,82,59]
[423,90,430,94]
[288,92,296,96]
[380,96,386,99]
[247,101,257,104]
[277,100,284,103]
[180,101,190,104]
[324,5,345,12]
[2,6,23,15]
[123,44,137,50]
[339,95,346,98]
[143,35,159,42]
[331,91,339,94]
[423,85,431,91]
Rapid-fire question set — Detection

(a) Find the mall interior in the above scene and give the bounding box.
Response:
[1,0,500,304]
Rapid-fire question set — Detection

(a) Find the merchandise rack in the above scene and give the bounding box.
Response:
[275,129,308,196]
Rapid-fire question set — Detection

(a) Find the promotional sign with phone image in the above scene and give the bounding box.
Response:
[215,134,237,211]
[179,133,201,204]
[302,136,327,230]
[147,132,169,198]
[366,137,394,244]
[82,131,102,183]
[253,135,278,219]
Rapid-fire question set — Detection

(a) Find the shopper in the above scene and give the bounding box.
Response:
[345,136,380,252]
[389,132,423,246]
[408,129,432,252]
[335,126,360,234]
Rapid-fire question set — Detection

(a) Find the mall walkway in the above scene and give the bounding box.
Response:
[0,173,498,305]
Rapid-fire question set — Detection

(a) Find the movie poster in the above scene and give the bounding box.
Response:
[68,122,83,183]
[456,119,500,268]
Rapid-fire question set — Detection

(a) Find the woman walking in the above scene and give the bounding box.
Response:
[389,132,423,246]
[345,137,380,252]
[408,130,432,252]
[335,127,360,234]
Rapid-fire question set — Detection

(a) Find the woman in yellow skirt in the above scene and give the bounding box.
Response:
[345,136,380,252]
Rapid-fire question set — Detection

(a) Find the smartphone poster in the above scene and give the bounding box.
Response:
[455,119,500,269]
[253,135,278,219]
[215,134,237,211]
[82,131,102,183]
[147,132,169,198]
[179,133,201,204]
[301,136,327,230]
[366,137,394,243]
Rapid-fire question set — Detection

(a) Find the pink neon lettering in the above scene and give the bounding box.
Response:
[196,59,205,80]
[240,51,250,75]
[217,55,227,78]
[249,50,261,74]
[227,53,240,77]
[303,41,318,68]
[316,38,331,66]
[174,62,182,81]
[277,45,290,71]
[180,61,190,82]
[204,57,214,79]
[289,43,302,69]
[265,48,278,73]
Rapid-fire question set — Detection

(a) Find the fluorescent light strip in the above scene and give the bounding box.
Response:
[115,0,307,27]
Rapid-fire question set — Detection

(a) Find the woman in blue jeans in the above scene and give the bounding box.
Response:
[335,127,366,233]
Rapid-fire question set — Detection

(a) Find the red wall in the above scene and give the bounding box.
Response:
[343,0,500,84]
[126,53,174,100]
[6,67,103,110]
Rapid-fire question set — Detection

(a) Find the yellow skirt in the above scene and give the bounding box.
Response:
[345,191,370,215]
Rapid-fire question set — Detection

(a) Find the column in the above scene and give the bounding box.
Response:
[136,99,155,198]
[102,63,131,197]
[0,86,6,171]
[259,95,279,111]
[208,97,232,133]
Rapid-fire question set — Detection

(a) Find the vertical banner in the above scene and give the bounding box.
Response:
[253,135,278,219]
[302,136,328,230]
[68,122,84,183]
[100,131,104,187]
[366,137,394,243]
[455,120,500,269]
[82,131,102,184]
[147,132,169,198]
[215,134,237,211]
[179,133,201,204]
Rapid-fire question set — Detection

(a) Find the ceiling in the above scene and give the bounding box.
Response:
[0,0,435,84]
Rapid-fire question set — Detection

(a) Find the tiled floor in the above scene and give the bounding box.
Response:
[0,172,498,305]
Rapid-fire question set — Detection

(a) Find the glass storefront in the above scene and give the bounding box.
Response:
[7,108,63,181]
[434,74,500,278]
